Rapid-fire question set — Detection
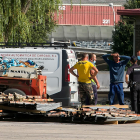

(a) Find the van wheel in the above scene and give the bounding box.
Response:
[124,97,132,110]
[3,88,26,96]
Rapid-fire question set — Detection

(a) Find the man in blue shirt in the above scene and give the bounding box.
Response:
[102,53,130,105]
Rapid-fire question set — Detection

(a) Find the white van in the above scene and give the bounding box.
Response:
[0,43,79,107]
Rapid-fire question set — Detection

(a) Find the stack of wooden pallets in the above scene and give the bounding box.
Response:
[45,105,140,124]
[0,93,140,124]
[0,93,61,113]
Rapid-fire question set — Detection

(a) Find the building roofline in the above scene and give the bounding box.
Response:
[62,4,123,6]
[117,9,140,16]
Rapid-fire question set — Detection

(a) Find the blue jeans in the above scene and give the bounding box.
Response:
[109,83,124,105]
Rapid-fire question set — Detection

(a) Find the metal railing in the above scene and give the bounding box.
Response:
[72,41,113,50]
[0,42,68,48]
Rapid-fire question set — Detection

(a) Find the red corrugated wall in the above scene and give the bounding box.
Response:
[55,5,124,26]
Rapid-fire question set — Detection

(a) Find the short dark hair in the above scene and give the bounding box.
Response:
[130,56,137,63]
[89,53,93,60]
[81,53,88,59]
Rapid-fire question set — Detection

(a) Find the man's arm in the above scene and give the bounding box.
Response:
[90,66,98,79]
[93,76,100,89]
[125,74,129,84]
[69,66,79,78]
[120,55,131,65]
[102,54,111,65]
[125,67,131,84]
[90,70,100,89]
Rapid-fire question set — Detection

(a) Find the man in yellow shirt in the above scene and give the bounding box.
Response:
[69,53,98,105]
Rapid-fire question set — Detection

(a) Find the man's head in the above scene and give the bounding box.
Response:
[137,50,140,56]
[130,56,137,64]
[89,53,96,62]
[137,50,140,60]
[113,53,120,63]
[81,53,89,61]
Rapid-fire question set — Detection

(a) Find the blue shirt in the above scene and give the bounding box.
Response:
[102,54,131,83]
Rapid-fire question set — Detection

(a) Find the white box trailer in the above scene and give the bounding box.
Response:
[0,43,80,107]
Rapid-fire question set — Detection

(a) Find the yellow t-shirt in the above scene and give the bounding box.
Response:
[74,61,94,83]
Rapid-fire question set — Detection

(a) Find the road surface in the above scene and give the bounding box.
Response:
[0,121,140,140]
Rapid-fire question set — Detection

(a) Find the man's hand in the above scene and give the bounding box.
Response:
[69,66,79,78]
[111,53,119,57]
[76,75,79,78]
[97,83,100,89]
[125,74,129,85]
[89,77,92,80]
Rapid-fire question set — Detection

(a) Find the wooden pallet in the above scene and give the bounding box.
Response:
[0,93,53,102]
[45,106,140,125]
[104,118,140,125]
[0,93,140,125]
[0,93,61,114]
[82,104,129,109]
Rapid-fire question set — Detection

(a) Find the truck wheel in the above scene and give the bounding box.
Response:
[3,88,26,96]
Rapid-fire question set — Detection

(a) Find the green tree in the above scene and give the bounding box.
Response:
[0,0,61,43]
[124,0,140,9]
[112,21,133,56]
[112,0,140,56]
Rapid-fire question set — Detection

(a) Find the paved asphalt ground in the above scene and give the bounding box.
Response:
[0,121,140,140]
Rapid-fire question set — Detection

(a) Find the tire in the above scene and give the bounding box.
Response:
[3,88,26,96]
[124,97,132,110]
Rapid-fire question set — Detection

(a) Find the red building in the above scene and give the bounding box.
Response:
[56,5,124,26]
[50,1,126,41]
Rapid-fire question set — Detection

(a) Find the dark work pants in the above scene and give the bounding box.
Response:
[78,82,93,105]
[86,84,98,105]
[109,83,124,105]
[130,85,140,114]
[92,84,98,105]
